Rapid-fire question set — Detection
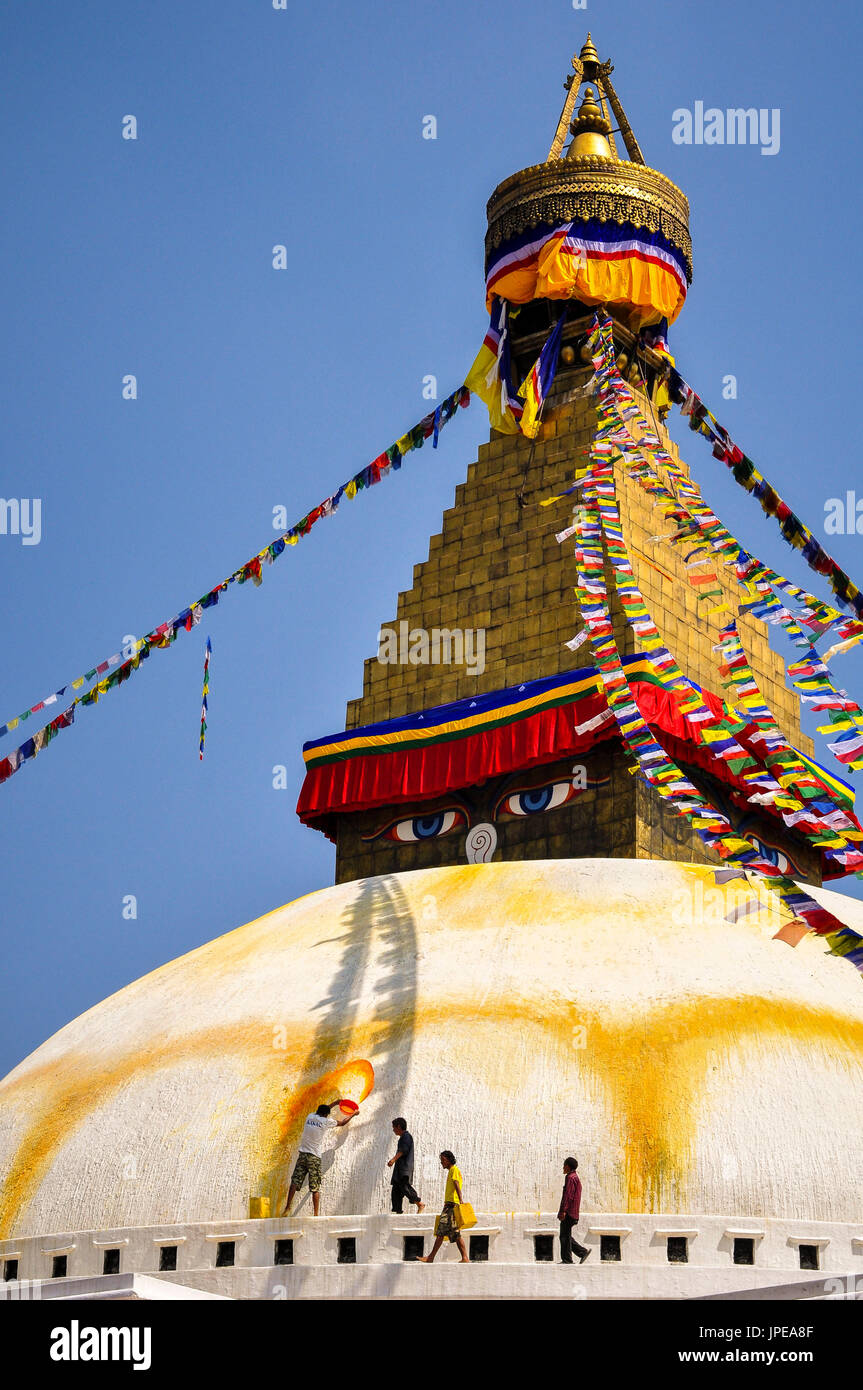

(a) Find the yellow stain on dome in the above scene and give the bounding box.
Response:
[3,862,862,1232]
[1,992,862,1234]
[577,995,863,1211]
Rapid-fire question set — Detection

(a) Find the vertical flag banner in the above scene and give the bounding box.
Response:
[465,296,524,434]
[199,638,212,761]
[518,309,569,439]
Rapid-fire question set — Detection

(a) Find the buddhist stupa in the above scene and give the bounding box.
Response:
[2,37,862,1302]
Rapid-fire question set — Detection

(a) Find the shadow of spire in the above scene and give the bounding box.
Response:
[260,872,419,1215]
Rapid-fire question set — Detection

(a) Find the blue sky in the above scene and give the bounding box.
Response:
[2,0,863,1078]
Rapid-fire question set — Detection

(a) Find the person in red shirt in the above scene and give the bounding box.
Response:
[558,1156,590,1264]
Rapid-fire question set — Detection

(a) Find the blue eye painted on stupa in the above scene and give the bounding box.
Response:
[415,813,448,838]
[383,809,467,843]
[518,787,554,813]
[497,780,578,818]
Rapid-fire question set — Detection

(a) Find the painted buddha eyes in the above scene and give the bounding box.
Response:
[497,780,578,818]
[367,768,590,843]
[385,809,466,843]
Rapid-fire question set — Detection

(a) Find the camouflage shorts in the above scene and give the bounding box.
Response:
[436,1203,460,1242]
[291,1151,323,1192]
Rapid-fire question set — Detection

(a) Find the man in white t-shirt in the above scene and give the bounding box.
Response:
[283,1101,358,1216]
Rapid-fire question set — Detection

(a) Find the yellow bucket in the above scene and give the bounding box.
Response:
[249,1196,271,1219]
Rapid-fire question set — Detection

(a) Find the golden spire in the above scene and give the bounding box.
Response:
[566,85,613,160]
[579,32,600,75]
[546,34,645,166]
[487,38,693,301]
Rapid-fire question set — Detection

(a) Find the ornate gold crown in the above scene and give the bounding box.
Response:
[485,35,692,284]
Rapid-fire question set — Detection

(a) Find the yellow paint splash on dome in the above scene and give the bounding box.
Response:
[402,990,863,1212]
[276,1059,375,1146]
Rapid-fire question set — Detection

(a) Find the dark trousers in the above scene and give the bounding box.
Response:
[391,1174,420,1213]
[559,1216,589,1263]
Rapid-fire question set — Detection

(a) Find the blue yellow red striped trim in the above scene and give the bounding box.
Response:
[303,657,662,767]
[302,656,852,814]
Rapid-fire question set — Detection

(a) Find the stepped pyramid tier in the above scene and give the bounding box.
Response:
[303,383,845,885]
[292,30,848,887]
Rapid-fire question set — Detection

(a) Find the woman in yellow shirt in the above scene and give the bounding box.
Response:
[417,1151,470,1264]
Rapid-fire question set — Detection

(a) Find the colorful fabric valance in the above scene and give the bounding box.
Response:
[485,217,689,328]
[297,655,856,867]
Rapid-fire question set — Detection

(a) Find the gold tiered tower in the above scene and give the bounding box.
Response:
[332,38,814,885]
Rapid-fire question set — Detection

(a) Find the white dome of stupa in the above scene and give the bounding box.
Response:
[2,857,862,1247]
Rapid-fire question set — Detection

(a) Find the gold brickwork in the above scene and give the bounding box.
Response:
[346,376,809,750]
[335,372,818,884]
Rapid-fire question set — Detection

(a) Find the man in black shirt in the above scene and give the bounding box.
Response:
[387,1117,424,1214]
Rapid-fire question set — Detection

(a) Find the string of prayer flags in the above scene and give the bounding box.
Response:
[588,333,863,775]
[575,314,863,946]
[667,367,863,631]
[199,637,212,760]
[587,312,863,870]
[0,643,148,743]
[0,703,77,787]
[0,385,472,789]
